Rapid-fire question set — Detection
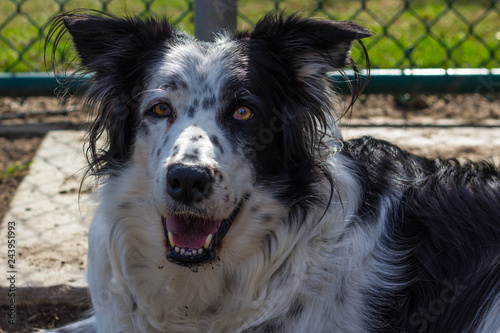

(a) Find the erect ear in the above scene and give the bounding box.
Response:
[241,14,371,79]
[61,12,177,80]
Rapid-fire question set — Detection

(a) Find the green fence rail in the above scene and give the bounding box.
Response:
[0,0,499,95]
[2,69,499,97]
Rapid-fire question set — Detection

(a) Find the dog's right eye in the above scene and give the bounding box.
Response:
[233,106,253,121]
[151,103,172,117]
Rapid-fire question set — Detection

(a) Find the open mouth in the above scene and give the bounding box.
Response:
[162,202,243,266]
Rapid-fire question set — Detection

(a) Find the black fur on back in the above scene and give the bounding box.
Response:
[345,136,500,332]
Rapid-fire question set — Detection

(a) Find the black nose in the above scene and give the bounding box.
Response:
[166,164,213,204]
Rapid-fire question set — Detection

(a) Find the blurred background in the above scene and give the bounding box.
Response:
[0,0,499,71]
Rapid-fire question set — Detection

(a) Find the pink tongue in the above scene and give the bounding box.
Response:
[166,215,221,249]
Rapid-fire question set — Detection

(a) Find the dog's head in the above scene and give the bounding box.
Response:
[50,12,370,267]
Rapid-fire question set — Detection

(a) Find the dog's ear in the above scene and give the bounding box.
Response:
[241,14,371,80]
[62,13,176,80]
[52,13,179,176]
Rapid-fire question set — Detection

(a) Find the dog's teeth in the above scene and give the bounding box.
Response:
[168,232,175,247]
[175,246,180,253]
[204,234,213,249]
[197,248,203,254]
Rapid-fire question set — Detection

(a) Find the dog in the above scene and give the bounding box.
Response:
[43,11,500,333]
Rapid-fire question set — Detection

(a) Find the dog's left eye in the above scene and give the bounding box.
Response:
[233,106,253,121]
[152,103,172,117]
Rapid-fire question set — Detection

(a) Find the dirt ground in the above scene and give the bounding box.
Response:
[0,97,90,332]
[0,94,499,332]
[1,304,89,333]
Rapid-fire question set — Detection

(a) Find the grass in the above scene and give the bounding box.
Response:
[0,161,33,179]
[0,0,498,72]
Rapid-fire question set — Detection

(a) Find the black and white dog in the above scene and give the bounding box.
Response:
[45,12,500,333]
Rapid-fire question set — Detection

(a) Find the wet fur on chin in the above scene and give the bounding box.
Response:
[42,11,500,333]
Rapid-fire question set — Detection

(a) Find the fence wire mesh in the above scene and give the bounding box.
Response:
[0,0,499,72]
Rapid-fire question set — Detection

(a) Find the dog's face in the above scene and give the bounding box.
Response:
[58,13,370,267]
[140,42,255,264]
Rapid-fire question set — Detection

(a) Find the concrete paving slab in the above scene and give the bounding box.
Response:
[0,130,91,306]
[343,126,500,165]
[0,126,499,306]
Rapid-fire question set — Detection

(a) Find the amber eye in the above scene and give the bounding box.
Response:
[233,106,253,121]
[152,103,172,117]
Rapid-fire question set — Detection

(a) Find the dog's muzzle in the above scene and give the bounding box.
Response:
[163,164,243,266]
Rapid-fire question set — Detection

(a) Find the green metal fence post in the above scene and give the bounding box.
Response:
[194,0,237,41]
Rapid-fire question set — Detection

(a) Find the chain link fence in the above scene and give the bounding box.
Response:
[0,0,194,72]
[240,0,500,69]
[0,0,498,72]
